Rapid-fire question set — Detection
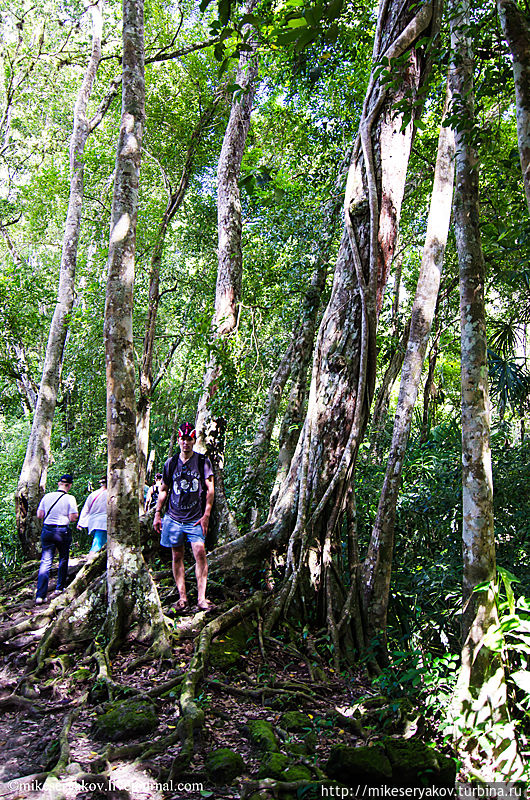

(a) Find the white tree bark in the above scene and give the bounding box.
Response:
[15,1,103,559]
[497,0,530,214]
[448,0,522,778]
[362,94,455,645]
[195,1,259,542]
[104,0,168,654]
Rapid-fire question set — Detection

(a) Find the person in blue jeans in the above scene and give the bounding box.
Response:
[35,474,78,605]
[154,423,215,612]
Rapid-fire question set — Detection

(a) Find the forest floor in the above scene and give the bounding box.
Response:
[0,553,375,800]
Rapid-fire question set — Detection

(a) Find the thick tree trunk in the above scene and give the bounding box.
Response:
[137,99,222,499]
[362,98,455,649]
[448,0,521,777]
[450,0,496,653]
[265,156,351,520]
[104,0,168,655]
[240,156,349,526]
[15,2,103,559]
[261,1,441,649]
[497,0,530,214]
[195,1,259,542]
[208,3,441,645]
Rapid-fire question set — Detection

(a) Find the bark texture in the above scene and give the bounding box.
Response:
[195,1,259,542]
[240,155,349,526]
[15,1,103,559]
[136,98,222,498]
[362,97,455,647]
[260,0,441,651]
[104,0,167,654]
[448,0,520,777]
[497,0,530,214]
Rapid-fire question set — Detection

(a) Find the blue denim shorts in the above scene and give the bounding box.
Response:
[160,515,204,548]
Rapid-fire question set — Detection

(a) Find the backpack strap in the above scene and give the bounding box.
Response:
[166,453,180,485]
[87,486,106,515]
[198,453,206,488]
[43,490,68,523]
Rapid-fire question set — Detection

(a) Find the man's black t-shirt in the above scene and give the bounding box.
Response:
[162,451,213,523]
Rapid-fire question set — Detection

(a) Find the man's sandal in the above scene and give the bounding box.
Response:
[173,599,190,613]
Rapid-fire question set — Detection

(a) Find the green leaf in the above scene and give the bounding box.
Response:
[481,626,505,653]
[510,670,530,693]
[218,0,231,26]
[294,28,319,52]
[287,17,307,28]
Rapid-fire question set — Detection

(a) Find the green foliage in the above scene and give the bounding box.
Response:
[367,649,459,721]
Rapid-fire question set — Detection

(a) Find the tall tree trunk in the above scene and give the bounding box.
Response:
[240,154,349,527]
[209,4,442,614]
[195,1,259,542]
[137,97,222,500]
[10,342,37,416]
[0,225,38,415]
[497,0,530,214]
[262,0,441,651]
[362,96,455,651]
[368,319,410,462]
[15,1,103,559]
[448,0,521,777]
[104,0,168,656]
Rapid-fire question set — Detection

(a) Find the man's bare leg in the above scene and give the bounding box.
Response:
[191,541,208,606]
[171,545,187,606]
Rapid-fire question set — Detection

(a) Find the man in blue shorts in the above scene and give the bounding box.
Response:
[154,423,215,612]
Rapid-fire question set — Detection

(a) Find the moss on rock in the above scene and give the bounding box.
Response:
[209,622,253,669]
[326,744,392,786]
[205,748,245,783]
[383,738,457,787]
[247,719,280,752]
[258,752,290,779]
[91,698,158,742]
[280,711,313,732]
[71,668,92,684]
[282,764,312,781]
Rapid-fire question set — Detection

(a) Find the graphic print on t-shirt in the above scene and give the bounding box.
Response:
[163,451,213,523]
[174,470,200,509]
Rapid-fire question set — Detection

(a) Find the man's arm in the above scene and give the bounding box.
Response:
[153,482,169,534]
[37,509,45,520]
[69,511,79,523]
[78,496,91,529]
[199,475,214,535]
[144,486,153,512]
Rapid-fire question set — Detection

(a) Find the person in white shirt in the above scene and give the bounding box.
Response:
[35,474,78,605]
[78,476,108,553]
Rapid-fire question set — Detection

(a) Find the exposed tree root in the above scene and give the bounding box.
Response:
[204,677,316,704]
[240,778,338,798]
[49,698,86,775]
[0,692,49,714]
[104,549,171,662]
[30,574,107,671]
[0,552,106,647]
[97,726,183,769]
[169,592,264,779]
